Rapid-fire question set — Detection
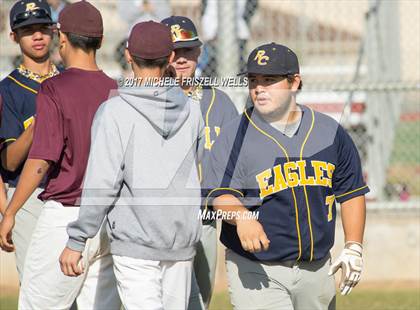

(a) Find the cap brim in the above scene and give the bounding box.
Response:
[237,67,272,76]
[173,39,202,49]
[237,68,292,76]
[12,18,55,31]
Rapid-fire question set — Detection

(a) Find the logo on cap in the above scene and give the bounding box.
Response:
[169,23,197,42]
[26,2,39,11]
[170,24,182,41]
[254,50,269,66]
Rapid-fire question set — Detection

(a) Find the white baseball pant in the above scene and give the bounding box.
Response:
[112,255,193,310]
[18,200,121,310]
[5,187,43,283]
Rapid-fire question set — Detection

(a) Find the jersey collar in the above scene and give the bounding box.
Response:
[187,84,203,101]
[17,63,60,84]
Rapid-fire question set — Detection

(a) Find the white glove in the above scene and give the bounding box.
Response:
[328,241,363,295]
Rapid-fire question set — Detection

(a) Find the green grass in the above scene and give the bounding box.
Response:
[1,289,419,310]
[0,296,17,310]
[210,291,232,310]
[336,289,420,310]
[209,289,420,310]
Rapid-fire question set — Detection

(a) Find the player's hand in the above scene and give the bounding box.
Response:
[236,216,270,253]
[59,247,84,277]
[329,241,363,295]
[0,213,15,252]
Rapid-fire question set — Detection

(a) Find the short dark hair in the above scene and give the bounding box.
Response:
[131,55,169,69]
[64,32,101,52]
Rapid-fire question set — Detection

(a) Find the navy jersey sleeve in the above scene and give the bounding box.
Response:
[203,121,246,209]
[28,82,64,163]
[332,125,370,203]
[0,90,23,147]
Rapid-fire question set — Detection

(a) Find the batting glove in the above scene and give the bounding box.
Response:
[328,241,363,295]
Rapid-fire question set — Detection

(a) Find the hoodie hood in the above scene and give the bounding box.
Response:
[119,85,190,139]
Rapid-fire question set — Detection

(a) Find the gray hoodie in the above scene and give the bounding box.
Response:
[67,85,203,261]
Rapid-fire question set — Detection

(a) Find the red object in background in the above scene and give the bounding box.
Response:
[399,185,410,201]
[350,102,366,113]
[305,102,366,114]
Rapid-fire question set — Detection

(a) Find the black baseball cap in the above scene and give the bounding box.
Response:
[10,0,54,31]
[161,16,202,49]
[239,42,300,76]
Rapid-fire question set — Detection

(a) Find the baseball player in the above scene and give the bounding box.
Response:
[0,1,121,309]
[59,21,202,310]
[0,0,59,282]
[0,98,6,214]
[203,43,369,310]
[0,176,5,216]
[161,15,239,309]
[0,174,4,217]
[0,176,7,218]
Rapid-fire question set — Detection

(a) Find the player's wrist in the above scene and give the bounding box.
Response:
[0,197,6,215]
[344,241,363,255]
[235,211,257,225]
[66,236,87,253]
[4,207,17,217]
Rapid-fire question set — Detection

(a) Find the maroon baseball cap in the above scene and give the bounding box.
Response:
[57,1,103,38]
[127,21,174,60]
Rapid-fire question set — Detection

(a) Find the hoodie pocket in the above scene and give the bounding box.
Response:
[107,203,201,251]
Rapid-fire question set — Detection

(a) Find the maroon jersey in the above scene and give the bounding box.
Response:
[28,68,117,206]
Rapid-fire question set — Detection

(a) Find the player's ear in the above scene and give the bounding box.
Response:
[96,36,103,50]
[168,51,175,64]
[10,31,18,44]
[124,49,133,65]
[58,30,67,47]
[291,74,301,92]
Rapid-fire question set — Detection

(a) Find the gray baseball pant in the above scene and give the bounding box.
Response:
[225,248,336,310]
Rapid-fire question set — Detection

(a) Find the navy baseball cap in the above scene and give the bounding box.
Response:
[161,16,202,49]
[10,0,54,31]
[239,43,300,76]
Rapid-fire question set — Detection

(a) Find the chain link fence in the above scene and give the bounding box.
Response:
[0,0,419,202]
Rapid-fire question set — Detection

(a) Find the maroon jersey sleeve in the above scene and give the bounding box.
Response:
[28,82,64,163]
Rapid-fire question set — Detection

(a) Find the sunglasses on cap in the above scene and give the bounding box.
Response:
[12,8,51,27]
[172,29,198,42]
